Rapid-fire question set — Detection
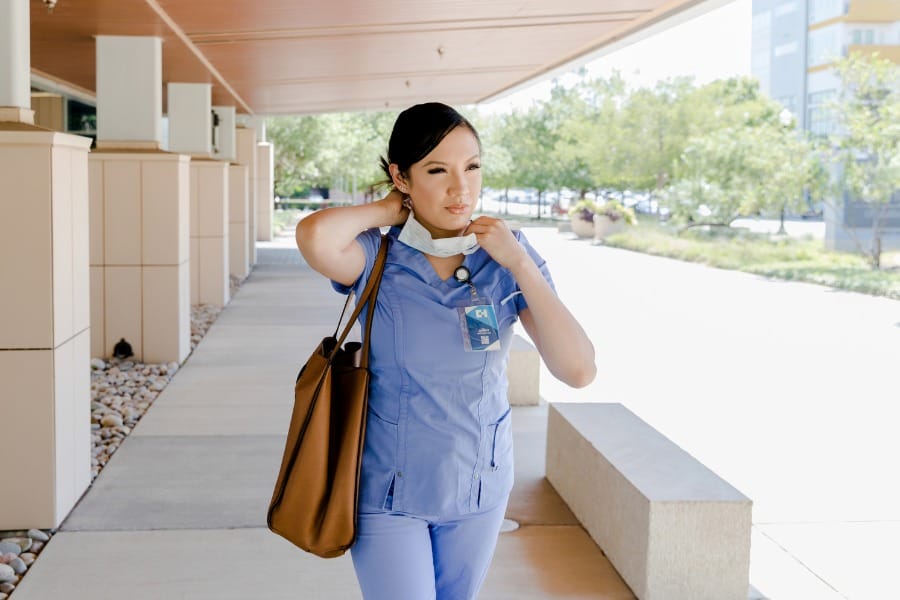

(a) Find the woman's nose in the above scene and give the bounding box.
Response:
[449,169,470,196]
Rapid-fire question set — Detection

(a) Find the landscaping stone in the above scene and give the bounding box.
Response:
[26,529,48,542]
[7,558,25,575]
[0,565,13,583]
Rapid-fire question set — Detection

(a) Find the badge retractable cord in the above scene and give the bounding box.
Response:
[453,266,501,353]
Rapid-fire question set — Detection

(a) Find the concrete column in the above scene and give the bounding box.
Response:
[90,35,190,363]
[212,105,236,162]
[96,36,163,149]
[229,163,250,279]
[89,153,191,363]
[256,141,274,242]
[0,0,35,124]
[31,92,64,131]
[190,160,230,306]
[235,125,257,265]
[0,126,93,528]
[168,83,212,157]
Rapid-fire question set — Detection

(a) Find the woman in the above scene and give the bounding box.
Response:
[296,102,595,600]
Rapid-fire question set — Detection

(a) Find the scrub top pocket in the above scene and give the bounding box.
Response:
[478,408,514,510]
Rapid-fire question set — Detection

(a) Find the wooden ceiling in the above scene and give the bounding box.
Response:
[29,0,705,115]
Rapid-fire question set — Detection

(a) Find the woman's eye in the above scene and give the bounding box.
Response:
[427,167,446,174]
[467,163,481,171]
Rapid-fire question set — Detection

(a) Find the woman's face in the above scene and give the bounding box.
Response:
[398,126,482,239]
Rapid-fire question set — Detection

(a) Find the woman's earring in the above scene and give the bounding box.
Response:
[402,196,413,210]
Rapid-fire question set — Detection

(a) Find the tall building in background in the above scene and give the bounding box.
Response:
[752,0,900,250]
[752,0,810,128]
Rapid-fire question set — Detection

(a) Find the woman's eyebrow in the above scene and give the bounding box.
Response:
[422,153,481,167]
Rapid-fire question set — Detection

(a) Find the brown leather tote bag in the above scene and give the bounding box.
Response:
[267,235,388,558]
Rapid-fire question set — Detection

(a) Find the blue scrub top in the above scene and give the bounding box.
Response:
[332,226,555,519]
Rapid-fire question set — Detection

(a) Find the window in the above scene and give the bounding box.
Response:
[852,29,876,44]
[777,95,797,113]
[808,26,841,67]
[751,11,772,90]
[808,0,846,25]
[775,41,799,57]
[807,89,837,135]
[775,2,799,17]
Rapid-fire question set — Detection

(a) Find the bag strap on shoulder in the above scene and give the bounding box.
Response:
[331,235,388,363]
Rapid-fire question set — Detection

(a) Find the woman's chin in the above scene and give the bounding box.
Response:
[420,213,471,237]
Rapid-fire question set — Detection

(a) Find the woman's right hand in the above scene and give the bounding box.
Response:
[379,188,410,226]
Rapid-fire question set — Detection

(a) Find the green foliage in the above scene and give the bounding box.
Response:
[828,52,900,268]
[663,118,824,228]
[267,110,396,198]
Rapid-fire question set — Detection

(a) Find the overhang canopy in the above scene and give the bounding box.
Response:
[29,0,708,115]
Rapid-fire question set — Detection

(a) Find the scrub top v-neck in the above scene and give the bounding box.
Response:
[331,226,555,519]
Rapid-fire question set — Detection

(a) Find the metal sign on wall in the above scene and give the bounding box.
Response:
[843,192,900,229]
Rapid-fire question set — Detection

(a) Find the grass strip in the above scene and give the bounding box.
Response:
[603,220,900,300]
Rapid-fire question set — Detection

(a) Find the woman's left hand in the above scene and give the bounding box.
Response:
[464,216,528,270]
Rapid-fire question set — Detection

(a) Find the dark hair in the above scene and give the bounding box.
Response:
[380,102,481,183]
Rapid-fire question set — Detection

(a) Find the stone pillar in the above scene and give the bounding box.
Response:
[0,0,33,124]
[167,83,212,157]
[256,141,274,241]
[96,36,163,149]
[0,0,92,531]
[168,83,230,306]
[229,163,251,279]
[212,105,236,162]
[31,92,64,131]
[190,160,230,306]
[217,108,248,280]
[235,125,258,265]
[90,36,190,364]
[89,152,191,363]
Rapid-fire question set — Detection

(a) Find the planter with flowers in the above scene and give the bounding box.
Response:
[567,199,601,238]
[592,200,637,242]
[568,198,637,241]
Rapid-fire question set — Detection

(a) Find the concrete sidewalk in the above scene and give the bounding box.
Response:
[12,234,633,599]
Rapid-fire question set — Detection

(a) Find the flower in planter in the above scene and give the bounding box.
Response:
[568,199,601,222]
[568,198,637,225]
[596,200,637,225]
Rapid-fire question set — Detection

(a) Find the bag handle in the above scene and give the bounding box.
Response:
[330,235,389,362]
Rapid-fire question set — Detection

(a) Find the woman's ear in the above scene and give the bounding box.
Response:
[389,164,410,194]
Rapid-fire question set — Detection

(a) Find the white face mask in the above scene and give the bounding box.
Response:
[397,210,479,258]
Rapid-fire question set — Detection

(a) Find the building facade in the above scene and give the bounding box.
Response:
[752,0,900,250]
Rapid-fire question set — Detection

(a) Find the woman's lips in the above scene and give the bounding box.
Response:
[446,205,468,215]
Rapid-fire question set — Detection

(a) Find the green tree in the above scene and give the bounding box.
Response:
[267,110,396,200]
[828,52,900,268]
[475,113,516,213]
[664,119,823,230]
[618,77,697,198]
[501,106,558,217]
[267,115,330,197]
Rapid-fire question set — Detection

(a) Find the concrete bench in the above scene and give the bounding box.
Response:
[507,334,540,406]
[546,403,752,600]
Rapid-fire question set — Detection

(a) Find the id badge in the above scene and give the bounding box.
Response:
[457,298,501,352]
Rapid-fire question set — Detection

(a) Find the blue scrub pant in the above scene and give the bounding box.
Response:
[350,500,508,600]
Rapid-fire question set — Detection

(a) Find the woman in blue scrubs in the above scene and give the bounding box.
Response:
[296,103,596,600]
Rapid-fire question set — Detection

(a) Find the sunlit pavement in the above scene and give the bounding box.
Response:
[521,225,899,600]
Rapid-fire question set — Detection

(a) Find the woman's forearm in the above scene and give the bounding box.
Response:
[511,258,596,388]
[296,190,407,284]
